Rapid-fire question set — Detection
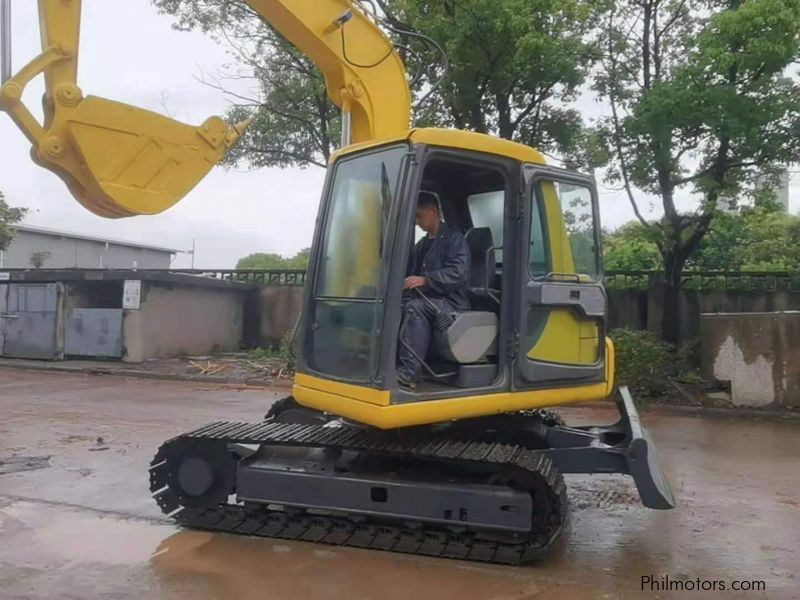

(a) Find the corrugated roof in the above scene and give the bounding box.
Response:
[12,224,180,254]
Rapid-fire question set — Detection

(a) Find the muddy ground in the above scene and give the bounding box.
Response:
[0,370,797,599]
[0,354,293,387]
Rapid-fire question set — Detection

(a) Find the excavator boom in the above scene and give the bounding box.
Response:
[0,0,410,217]
[245,0,411,143]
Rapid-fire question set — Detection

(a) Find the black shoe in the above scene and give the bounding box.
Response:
[397,373,417,392]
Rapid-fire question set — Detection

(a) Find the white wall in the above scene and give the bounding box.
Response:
[1,231,172,269]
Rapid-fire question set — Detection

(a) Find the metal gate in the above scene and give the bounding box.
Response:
[0,283,63,359]
[65,309,123,358]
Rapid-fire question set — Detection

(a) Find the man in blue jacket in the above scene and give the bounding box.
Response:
[398,191,471,391]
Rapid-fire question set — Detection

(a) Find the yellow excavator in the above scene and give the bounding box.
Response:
[1,0,674,564]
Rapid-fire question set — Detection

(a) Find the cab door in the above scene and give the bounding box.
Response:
[513,165,606,388]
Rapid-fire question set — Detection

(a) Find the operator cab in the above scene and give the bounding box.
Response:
[299,131,607,405]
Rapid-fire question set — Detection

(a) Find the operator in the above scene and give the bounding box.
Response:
[397,191,471,391]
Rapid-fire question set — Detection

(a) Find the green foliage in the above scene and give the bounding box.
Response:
[0,190,27,251]
[603,222,661,271]
[606,206,800,273]
[249,329,296,371]
[594,0,800,307]
[389,0,599,162]
[610,328,683,398]
[236,247,310,270]
[154,0,602,168]
[690,206,800,272]
[152,0,339,169]
[29,250,52,269]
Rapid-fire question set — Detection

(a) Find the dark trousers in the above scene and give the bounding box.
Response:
[397,296,457,382]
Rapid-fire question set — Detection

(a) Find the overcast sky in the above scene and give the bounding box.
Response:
[1,0,797,268]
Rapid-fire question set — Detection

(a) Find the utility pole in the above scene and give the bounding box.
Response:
[1,0,11,84]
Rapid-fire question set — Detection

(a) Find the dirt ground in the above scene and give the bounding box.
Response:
[0,370,797,600]
[0,354,293,387]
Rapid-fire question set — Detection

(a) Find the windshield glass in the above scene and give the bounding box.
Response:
[316,146,406,299]
[308,145,407,381]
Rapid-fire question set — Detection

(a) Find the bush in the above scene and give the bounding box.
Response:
[248,329,297,371]
[610,329,685,398]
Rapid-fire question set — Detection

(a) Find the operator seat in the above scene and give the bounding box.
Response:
[433,227,499,386]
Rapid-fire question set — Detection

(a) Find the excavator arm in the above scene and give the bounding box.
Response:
[0,0,410,218]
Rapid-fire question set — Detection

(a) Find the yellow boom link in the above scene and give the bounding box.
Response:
[0,0,410,218]
[0,0,251,218]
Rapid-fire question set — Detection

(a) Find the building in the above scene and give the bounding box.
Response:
[0,224,178,269]
[716,167,791,215]
[0,270,247,362]
[755,168,790,212]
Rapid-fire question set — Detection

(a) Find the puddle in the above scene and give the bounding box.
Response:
[2,501,172,566]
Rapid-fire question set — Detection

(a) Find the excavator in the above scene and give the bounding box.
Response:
[1,0,674,564]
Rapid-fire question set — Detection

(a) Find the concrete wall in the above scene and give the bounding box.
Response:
[607,286,800,340]
[607,289,648,331]
[249,285,800,349]
[700,312,800,409]
[254,286,306,347]
[122,281,245,362]
[1,230,172,269]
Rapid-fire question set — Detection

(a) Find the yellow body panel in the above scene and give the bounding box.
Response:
[528,308,598,365]
[294,338,616,429]
[331,128,548,166]
[294,379,607,430]
[294,373,391,406]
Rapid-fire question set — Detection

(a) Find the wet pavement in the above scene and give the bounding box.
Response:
[0,370,797,599]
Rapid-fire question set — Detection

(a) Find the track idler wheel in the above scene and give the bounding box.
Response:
[150,439,237,511]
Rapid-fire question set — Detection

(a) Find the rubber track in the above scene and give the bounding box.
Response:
[149,420,567,565]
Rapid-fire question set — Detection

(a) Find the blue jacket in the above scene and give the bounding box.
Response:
[409,223,471,310]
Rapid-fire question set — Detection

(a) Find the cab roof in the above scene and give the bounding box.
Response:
[332,127,547,166]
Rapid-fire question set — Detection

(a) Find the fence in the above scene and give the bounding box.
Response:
[177,269,800,291]
[165,269,308,286]
[604,270,799,292]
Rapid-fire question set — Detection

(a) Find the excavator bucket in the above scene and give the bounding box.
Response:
[44,97,247,217]
[0,0,249,218]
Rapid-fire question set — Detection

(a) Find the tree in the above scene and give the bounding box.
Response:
[690,206,800,272]
[603,222,661,271]
[236,247,311,270]
[29,250,51,269]
[0,190,27,251]
[595,0,800,342]
[153,0,600,168]
[152,0,339,168]
[380,0,599,160]
[605,209,800,273]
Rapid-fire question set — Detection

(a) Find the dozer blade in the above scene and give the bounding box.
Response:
[541,386,675,510]
[617,386,676,510]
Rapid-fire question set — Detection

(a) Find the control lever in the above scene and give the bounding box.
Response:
[412,287,454,332]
